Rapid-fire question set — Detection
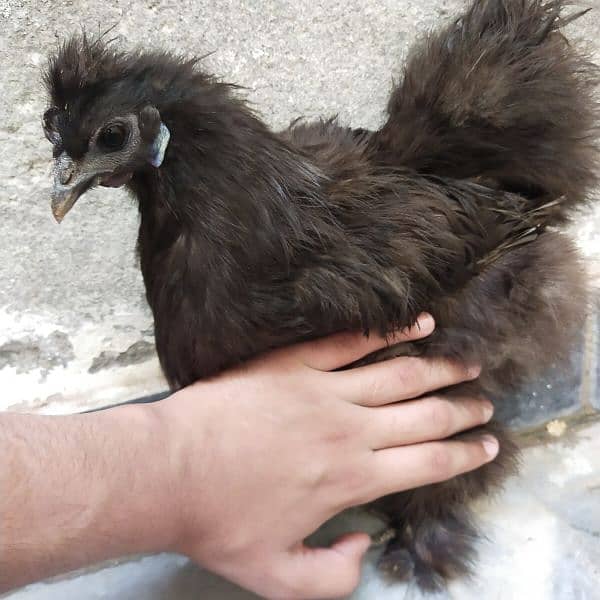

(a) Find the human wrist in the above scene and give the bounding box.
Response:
[147,387,212,556]
[85,402,188,557]
[0,404,189,590]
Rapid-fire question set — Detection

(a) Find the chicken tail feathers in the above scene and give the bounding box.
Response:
[374,0,600,221]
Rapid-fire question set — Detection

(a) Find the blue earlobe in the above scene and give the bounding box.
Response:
[149,122,170,168]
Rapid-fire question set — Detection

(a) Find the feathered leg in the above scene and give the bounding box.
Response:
[374,0,599,215]
[373,424,519,591]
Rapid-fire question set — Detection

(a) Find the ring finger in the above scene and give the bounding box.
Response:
[367,395,494,450]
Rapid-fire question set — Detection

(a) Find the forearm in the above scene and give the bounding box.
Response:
[0,405,180,592]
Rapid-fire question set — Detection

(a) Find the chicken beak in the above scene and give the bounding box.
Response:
[50,155,97,223]
[51,186,81,223]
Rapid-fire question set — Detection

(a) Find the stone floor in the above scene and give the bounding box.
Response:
[4,419,599,600]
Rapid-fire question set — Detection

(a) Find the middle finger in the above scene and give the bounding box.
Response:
[366,395,494,450]
[333,356,481,407]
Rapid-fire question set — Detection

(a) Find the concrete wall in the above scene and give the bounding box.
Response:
[1,0,599,413]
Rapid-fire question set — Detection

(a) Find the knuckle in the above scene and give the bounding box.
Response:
[430,444,453,477]
[304,460,330,490]
[323,411,360,445]
[394,357,420,388]
[403,356,424,374]
[362,372,386,405]
[427,398,453,436]
[324,427,351,446]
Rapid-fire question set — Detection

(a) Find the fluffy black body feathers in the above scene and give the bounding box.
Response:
[44,0,599,590]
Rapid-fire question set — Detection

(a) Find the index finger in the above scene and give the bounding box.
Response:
[297,313,435,371]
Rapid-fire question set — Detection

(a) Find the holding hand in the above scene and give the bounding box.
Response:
[160,314,495,599]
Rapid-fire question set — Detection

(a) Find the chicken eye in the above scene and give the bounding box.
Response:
[43,107,61,144]
[43,108,58,130]
[98,124,128,152]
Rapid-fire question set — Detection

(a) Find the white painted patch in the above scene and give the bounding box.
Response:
[0,307,166,414]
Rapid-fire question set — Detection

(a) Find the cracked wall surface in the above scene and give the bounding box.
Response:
[1,0,600,414]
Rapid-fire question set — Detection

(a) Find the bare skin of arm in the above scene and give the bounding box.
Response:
[0,315,497,600]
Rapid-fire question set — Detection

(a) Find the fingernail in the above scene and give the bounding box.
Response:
[482,400,494,422]
[481,435,499,458]
[416,313,435,332]
[467,364,482,379]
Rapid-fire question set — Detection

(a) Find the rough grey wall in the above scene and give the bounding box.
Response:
[1,0,599,412]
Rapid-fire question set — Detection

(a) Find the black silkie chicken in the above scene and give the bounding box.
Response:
[43,0,598,591]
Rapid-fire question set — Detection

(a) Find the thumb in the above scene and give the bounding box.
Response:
[279,533,371,599]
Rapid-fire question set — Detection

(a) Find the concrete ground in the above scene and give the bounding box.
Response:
[1,0,600,599]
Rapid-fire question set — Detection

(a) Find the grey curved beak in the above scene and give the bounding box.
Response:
[51,187,79,223]
[50,154,97,223]
[51,179,96,223]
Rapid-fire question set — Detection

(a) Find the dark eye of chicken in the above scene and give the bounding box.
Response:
[42,108,57,131]
[97,124,127,152]
[42,107,61,144]
[43,0,599,592]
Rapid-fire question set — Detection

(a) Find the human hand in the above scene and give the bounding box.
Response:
[155,314,495,599]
